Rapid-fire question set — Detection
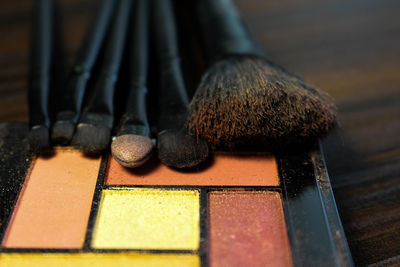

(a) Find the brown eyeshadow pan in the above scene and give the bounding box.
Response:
[209,191,292,267]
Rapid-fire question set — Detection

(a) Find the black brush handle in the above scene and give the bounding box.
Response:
[28,0,53,129]
[49,0,67,122]
[117,0,151,137]
[195,0,264,63]
[55,0,116,124]
[79,0,132,129]
[153,0,189,131]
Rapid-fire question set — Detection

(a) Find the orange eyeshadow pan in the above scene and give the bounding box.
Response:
[2,149,101,249]
[105,152,279,186]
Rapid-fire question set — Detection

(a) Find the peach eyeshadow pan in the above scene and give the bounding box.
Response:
[2,149,101,249]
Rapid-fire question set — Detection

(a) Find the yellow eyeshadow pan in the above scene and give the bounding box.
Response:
[92,188,200,250]
[0,253,200,267]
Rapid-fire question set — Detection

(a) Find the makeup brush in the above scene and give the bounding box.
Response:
[27,0,54,152]
[187,0,337,149]
[111,0,153,168]
[153,0,209,168]
[71,0,132,154]
[51,0,116,145]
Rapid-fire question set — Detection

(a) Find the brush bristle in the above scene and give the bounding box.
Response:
[187,57,337,149]
[111,134,154,168]
[51,121,75,145]
[157,128,209,168]
[71,123,111,153]
[28,126,50,152]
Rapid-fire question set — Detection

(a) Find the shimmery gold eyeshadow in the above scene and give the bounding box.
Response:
[0,253,200,267]
[92,188,200,250]
[105,152,279,186]
[2,149,101,249]
[209,191,292,267]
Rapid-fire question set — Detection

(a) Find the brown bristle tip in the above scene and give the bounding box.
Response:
[157,128,209,169]
[111,134,154,168]
[187,57,337,148]
[71,123,111,154]
[51,121,75,145]
[28,126,50,153]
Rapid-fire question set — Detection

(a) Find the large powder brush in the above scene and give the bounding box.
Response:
[187,0,337,150]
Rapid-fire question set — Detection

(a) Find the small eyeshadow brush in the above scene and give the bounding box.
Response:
[153,0,209,168]
[71,0,132,153]
[187,0,337,149]
[51,0,116,145]
[111,0,153,168]
[27,0,54,152]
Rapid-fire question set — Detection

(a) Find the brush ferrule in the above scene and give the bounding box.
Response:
[79,113,114,129]
[72,65,91,76]
[117,124,150,137]
[30,124,48,131]
[153,0,190,132]
[158,113,187,132]
[54,110,77,125]
[195,0,264,62]
[83,73,117,117]
[55,71,91,123]
[29,78,51,128]
[119,85,149,135]
[158,58,189,107]
[29,115,50,129]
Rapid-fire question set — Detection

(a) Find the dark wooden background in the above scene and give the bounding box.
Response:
[0,0,399,265]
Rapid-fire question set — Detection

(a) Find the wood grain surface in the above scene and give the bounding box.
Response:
[0,0,399,265]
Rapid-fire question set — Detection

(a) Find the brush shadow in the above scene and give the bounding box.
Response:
[165,153,214,173]
[37,149,56,159]
[118,152,215,177]
[123,154,162,176]
[83,152,105,160]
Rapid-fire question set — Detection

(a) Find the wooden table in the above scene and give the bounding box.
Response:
[0,0,399,265]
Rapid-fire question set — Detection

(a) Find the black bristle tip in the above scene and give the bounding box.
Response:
[157,128,209,169]
[28,126,50,153]
[187,57,337,148]
[71,123,111,154]
[51,121,75,145]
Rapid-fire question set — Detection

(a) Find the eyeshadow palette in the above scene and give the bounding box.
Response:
[0,122,353,266]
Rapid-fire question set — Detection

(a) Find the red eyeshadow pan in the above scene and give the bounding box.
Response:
[209,191,292,267]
